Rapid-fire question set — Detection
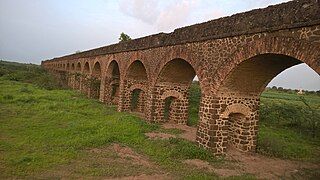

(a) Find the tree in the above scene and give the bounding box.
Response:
[119,32,131,42]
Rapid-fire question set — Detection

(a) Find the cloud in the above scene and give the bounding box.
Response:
[119,0,159,24]
[119,0,198,32]
[156,0,198,31]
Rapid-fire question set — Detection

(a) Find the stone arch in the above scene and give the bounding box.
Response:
[197,37,320,155]
[71,63,75,71]
[92,61,102,77]
[160,90,187,124]
[83,62,90,74]
[126,60,148,81]
[104,60,121,105]
[66,63,70,70]
[81,62,91,96]
[129,83,147,92]
[221,103,252,119]
[129,84,147,113]
[212,37,320,95]
[152,58,199,125]
[157,58,196,84]
[89,61,102,99]
[120,60,149,113]
[161,90,184,100]
[76,62,81,72]
[129,88,146,113]
[73,62,82,90]
[220,104,254,152]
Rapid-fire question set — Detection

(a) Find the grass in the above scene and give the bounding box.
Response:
[1,60,319,178]
[187,82,320,161]
[0,78,226,178]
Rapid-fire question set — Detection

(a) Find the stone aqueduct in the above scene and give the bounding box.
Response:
[42,0,320,155]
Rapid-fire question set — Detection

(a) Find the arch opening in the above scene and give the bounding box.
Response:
[83,62,90,74]
[122,60,148,113]
[105,60,120,105]
[213,53,320,154]
[163,96,176,122]
[154,58,199,126]
[217,54,302,96]
[74,62,82,90]
[76,62,81,72]
[89,62,102,99]
[130,89,145,113]
[126,60,148,81]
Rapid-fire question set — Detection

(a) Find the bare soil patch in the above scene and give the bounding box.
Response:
[112,173,172,180]
[226,147,320,179]
[145,132,176,140]
[183,147,320,179]
[40,143,169,179]
[161,123,197,142]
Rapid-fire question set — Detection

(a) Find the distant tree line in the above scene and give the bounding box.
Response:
[266,86,320,95]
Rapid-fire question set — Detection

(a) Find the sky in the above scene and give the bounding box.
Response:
[0,0,319,90]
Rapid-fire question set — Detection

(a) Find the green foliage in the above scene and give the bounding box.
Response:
[119,32,131,42]
[0,60,64,90]
[130,89,141,111]
[188,81,201,126]
[0,78,222,178]
[187,82,320,161]
[164,96,174,120]
[256,125,318,161]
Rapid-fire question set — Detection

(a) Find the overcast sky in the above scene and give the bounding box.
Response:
[0,0,319,90]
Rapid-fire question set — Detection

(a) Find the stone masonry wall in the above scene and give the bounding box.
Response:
[42,0,320,156]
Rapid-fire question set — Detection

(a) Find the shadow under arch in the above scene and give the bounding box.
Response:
[71,62,82,90]
[121,60,149,114]
[104,60,121,105]
[208,52,319,154]
[89,61,102,99]
[152,58,201,125]
[194,37,320,155]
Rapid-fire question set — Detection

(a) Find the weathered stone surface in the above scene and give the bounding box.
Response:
[42,0,320,155]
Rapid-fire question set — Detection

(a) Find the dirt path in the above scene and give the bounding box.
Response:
[226,147,320,179]
[147,123,320,179]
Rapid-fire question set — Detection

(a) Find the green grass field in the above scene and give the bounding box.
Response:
[0,61,319,178]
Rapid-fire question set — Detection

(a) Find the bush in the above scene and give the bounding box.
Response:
[0,61,64,90]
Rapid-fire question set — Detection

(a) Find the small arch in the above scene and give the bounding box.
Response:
[105,60,121,105]
[154,58,199,126]
[129,84,146,92]
[221,103,252,119]
[92,61,101,77]
[83,62,90,74]
[76,62,81,72]
[161,90,184,100]
[158,58,196,84]
[66,63,70,70]
[71,63,75,71]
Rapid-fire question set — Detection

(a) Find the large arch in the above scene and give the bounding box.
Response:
[120,60,148,114]
[89,61,102,99]
[211,37,320,94]
[83,62,90,74]
[152,58,198,125]
[196,37,320,155]
[76,62,81,72]
[81,62,91,95]
[126,60,148,81]
[73,62,82,90]
[71,63,75,71]
[104,60,121,105]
